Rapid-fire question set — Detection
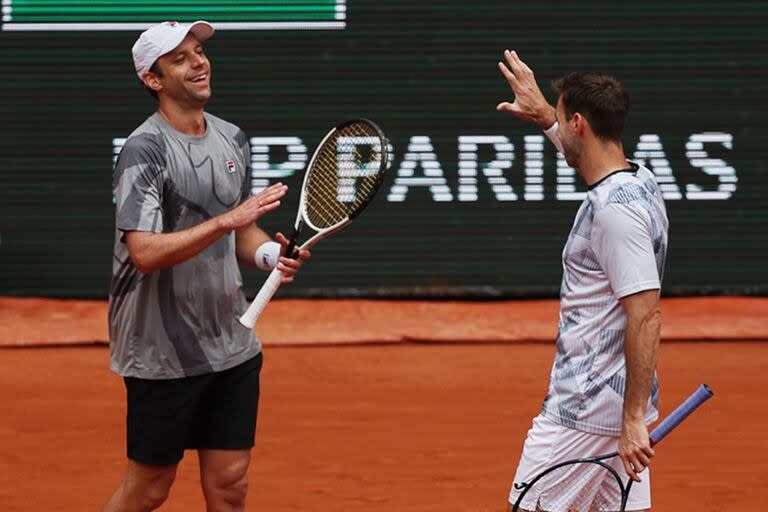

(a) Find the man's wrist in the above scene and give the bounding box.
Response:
[536,107,557,130]
[215,212,233,233]
[623,409,646,423]
[214,212,239,235]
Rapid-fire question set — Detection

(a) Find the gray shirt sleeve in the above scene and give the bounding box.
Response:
[114,135,166,235]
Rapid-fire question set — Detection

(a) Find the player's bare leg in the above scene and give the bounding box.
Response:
[102,461,177,512]
[199,449,251,512]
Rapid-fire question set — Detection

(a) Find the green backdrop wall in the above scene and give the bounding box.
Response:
[1,1,766,298]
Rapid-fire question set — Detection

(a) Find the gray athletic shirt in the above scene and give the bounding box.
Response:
[108,112,261,379]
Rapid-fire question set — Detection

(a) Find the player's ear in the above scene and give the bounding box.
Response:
[571,112,586,136]
[142,71,163,93]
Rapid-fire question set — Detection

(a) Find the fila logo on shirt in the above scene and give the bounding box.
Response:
[226,159,236,174]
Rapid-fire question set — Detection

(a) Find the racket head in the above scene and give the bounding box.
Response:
[298,118,387,233]
[511,455,630,512]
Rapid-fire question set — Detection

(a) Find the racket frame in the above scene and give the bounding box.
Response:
[239,119,387,328]
[510,384,713,512]
[286,117,388,255]
[511,454,630,512]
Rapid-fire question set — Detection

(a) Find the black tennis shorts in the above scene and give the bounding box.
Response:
[123,352,263,465]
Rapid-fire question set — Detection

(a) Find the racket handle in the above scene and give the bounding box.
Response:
[649,384,713,446]
[239,267,285,329]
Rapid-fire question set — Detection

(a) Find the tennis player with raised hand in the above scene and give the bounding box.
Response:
[497,50,669,511]
[104,21,308,512]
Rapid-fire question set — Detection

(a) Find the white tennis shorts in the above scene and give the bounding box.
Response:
[508,415,651,511]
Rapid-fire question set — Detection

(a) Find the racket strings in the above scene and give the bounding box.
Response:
[307,125,380,223]
[307,154,351,225]
[304,122,384,229]
[513,461,625,512]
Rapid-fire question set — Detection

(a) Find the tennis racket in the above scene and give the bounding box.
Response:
[239,118,388,329]
[511,384,714,512]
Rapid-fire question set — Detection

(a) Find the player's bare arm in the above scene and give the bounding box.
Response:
[618,288,662,482]
[235,226,310,283]
[496,50,556,129]
[234,224,273,266]
[126,182,287,274]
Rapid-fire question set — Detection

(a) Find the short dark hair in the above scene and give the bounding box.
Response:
[140,61,163,100]
[553,72,629,142]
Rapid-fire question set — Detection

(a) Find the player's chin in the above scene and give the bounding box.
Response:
[188,87,211,103]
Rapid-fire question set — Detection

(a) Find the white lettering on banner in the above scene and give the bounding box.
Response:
[249,137,307,195]
[336,136,382,202]
[685,132,737,200]
[387,136,454,202]
[111,137,128,204]
[524,135,545,201]
[457,136,516,201]
[631,134,683,200]
[111,132,737,202]
[556,153,585,201]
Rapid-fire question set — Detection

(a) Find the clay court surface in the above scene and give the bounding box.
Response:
[1,298,767,511]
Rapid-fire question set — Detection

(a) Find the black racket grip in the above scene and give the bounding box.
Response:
[284,226,301,260]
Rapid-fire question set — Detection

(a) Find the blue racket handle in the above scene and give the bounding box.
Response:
[650,384,713,446]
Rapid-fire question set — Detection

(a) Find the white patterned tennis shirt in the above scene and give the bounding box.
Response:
[541,162,669,435]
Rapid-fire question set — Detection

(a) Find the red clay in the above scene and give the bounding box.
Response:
[2,297,768,346]
[1,342,765,511]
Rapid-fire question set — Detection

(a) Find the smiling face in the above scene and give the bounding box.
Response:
[143,33,212,107]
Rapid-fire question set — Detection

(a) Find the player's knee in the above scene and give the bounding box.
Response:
[139,485,172,511]
[225,477,249,508]
[126,469,175,511]
[206,476,249,510]
[204,463,250,509]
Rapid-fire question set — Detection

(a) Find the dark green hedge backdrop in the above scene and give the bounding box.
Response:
[1,1,766,298]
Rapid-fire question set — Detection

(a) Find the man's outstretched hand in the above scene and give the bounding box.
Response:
[496,50,556,129]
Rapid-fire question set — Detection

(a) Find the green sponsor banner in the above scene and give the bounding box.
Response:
[1,1,766,298]
[2,0,345,29]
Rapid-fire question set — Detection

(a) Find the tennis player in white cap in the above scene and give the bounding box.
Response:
[103,20,309,512]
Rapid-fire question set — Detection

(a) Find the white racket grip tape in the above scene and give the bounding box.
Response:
[239,267,285,328]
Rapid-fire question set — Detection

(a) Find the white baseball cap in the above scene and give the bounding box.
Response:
[132,20,214,79]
